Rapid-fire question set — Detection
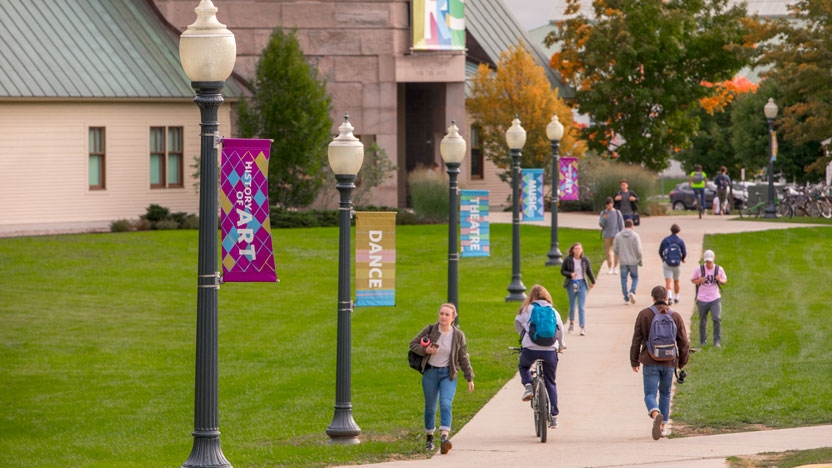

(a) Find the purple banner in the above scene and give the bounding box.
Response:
[559,157,579,201]
[220,138,277,283]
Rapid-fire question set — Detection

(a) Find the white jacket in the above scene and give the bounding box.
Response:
[514,300,566,351]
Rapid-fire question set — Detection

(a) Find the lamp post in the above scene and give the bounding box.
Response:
[325,114,364,444]
[178,2,236,467]
[440,121,466,324]
[505,117,527,302]
[763,98,778,218]
[545,114,564,266]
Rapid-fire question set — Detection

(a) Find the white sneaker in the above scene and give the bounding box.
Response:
[613,268,619,274]
[579,328,586,336]
[629,292,636,304]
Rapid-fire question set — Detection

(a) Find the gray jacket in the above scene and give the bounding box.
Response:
[409,324,474,382]
[613,228,643,266]
[599,208,624,239]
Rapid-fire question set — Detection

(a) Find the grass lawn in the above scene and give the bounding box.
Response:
[0,223,604,467]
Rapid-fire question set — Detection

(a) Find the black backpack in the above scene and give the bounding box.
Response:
[662,243,682,267]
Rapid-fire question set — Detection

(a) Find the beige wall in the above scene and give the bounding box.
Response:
[0,101,232,233]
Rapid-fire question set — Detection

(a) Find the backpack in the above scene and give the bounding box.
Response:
[692,171,704,184]
[695,264,723,298]
[646,306,678,362]
[528,302,558,346]
[662,242,682,267]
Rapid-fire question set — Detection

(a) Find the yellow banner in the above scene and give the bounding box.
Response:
[355,212,396,306]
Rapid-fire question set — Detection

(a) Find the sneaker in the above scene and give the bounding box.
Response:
[613,268,619,274]
[440,434,452,454]
[661,427,671,438]
[522,383,533,401]
[608,268,615,275]
[652,411,663,440]
[425,434,434,451]
[549,415,559,428]
[579,328,586,336]
[715,342,722,348]
[568,322,574,333]
[624,299,630,305]
[674,298,679,304]
[629,292,636,304]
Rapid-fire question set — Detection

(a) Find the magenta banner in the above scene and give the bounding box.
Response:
[559,157,579,201]
[220,138,277,283]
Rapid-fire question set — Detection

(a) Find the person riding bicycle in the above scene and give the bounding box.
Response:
[689,165,708,215]
[514,284,565,429]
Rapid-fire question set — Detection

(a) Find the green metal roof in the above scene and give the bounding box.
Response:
[466,0,573,99]
[0,0,244,99]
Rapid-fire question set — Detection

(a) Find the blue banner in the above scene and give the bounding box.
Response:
[522,169,544,221]
[460,190,490,257]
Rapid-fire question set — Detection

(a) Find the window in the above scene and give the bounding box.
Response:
[89,127,105,190]
[150,126,183,188]
[470,125,484,180]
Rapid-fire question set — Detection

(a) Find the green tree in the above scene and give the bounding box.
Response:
[466,42,586,189]
[237,27,332,208]
[545,0,754,171]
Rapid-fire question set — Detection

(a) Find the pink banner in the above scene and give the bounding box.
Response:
[559,157,579,201]
[220,138,277,283]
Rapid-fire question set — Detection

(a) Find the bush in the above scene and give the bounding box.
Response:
[133,218,152,231]
[180,214,199,230]
[110,219,133,233]
[155,220,180,230]
[408,167,449,223]
[573,153,659,213]
[144,204,170,223]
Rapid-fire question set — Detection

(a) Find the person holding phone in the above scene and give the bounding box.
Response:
[409,303,475,454]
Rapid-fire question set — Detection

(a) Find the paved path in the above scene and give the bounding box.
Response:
[339,212,832,468]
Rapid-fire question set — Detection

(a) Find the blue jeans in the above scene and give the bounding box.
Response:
[693,188,706,210]
[422,366,457,432]
[518,348,559,416]
[642,364,674,422]
[566,280,588,327]
[620,264,639,301]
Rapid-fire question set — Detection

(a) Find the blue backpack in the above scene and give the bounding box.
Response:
[662,243,682,267]
[647,306,678,361]
[528,302,558,346]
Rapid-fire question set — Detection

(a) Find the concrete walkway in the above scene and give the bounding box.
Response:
[340,212,832,468]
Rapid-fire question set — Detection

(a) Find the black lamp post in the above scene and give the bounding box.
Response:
[325,114,364,444]
[178,1,236,467]
[764,98,778,219]
[505,117,527,302]
[545,114,564,267]
[439,121,467,324]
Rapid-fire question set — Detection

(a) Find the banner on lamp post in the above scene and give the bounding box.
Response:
[559,157,579,201]
[220,138,278,283]
[355,212,396,307]
[460,190,490,257]
[522,168,545,221]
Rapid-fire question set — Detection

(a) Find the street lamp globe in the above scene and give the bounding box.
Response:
[328,114,364,175]
[764,98,778,120]
[505,117,527,150]
[179,0,236,83]
[440,120,466,164]
[546,114,564,141]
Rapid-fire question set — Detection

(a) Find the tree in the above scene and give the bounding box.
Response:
[466,42,586,190]
[237,28,332,208]
[545,0,754,171]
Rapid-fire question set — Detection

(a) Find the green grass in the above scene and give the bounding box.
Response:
[728,447,832,467]
[673,228,832,432]
[0,224,603,468]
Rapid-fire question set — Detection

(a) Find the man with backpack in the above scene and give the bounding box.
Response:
[630,286,690,440]
[658,224,687,304]
[689,165,708,216]
[691,250,728,348]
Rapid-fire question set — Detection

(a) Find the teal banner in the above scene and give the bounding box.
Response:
[460,190,489,257]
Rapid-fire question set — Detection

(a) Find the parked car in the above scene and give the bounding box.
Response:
[669,182,747,211]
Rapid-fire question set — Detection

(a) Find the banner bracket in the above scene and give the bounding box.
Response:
[198,272,220,290]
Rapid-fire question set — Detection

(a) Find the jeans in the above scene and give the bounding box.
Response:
[422,366,457,432]
[566,279,588,327]
[518,348,559,416]
[622,213,636,223]
[620,264,639,301]
[697,298,722,345]
[693,188,706,210]
[642,364,674,422]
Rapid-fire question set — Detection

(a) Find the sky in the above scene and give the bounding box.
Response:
[501,0,556,30]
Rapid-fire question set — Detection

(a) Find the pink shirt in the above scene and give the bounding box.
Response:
[691,264,726,302]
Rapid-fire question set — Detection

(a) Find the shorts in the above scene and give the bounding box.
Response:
[662,262,681,280]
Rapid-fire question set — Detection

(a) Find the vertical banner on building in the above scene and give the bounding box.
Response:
[460,190,490,257]
[559,157,579,201]
[220,138,277,283]
[355,212,396,307]
[522,169,545,221]
[411,0,465,50]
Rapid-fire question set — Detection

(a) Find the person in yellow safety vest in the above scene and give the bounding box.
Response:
[689,165,708,213]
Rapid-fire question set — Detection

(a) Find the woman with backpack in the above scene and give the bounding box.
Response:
[658,224,687,304]
[514,284,565,429]
[560,242,597,335]
[409,303,475,454]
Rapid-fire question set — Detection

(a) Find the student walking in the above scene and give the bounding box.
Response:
[691,250,728,347]
[614,179,640,223]
[658,224,687,304]
[409,303,475,453]
[714,166,732,215]
[599,197,625,274]
[613,219,643,305]
[560,242,597,335]
[630,286,690,440]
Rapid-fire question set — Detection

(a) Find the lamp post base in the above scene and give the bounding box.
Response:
[326,407,361,445]
[545,247,563,266]
[506,277,527,302]
[763,205,777,218]
[182,431,231,468]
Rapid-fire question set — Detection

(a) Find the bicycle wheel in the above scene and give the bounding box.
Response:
[536,379,549,443]
[532,382,540,437]
[821,199,832,218]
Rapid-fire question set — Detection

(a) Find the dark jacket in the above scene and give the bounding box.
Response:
[560,256,596,289]
[409,324,474,382]
[658,234,687,264]
[629,302,690,368]
[613,190,639,213]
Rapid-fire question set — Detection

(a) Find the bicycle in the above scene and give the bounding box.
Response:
[509,347,550,443]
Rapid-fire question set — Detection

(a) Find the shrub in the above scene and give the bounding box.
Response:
[144,204,170,223]
[110,219,133,233]
[574,153,658,212]
[155,220,180,230]
[180,214,199,230]
[133,218,152,231]
[408,167,449,223]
